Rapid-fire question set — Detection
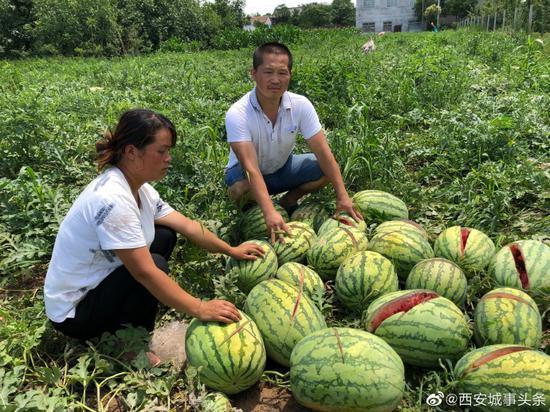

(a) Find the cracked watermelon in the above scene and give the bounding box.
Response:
[362,290,471,368]
[454,345,550,412]
[434,226,495,274]
[276,262,324,299]
[185,311,266,394]
[290,327,405,412]
[272,221,316,265]
[240,204,288,240]
[474,287,542,348]
[244,279,327,367]
[352,190,408,223]
[317,212,367,236]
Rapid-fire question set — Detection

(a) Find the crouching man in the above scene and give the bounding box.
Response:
[224,42,361,243]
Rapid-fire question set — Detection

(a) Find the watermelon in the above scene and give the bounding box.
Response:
[489,239,550,296]
[273,221,316,265]
[434,226,495,274]
[367,227,434,280]
[335,251,399,312]
[352,190,408,222]
[362,290,471,368]
[276,262,324,299]
[291,202,329,232]
[454,345,550,412]
[317,212,367,236]
[373,219,428,240]
[185,311,266,394]
[202,392,232,411]
[244,279,327,367]
[405,258,467,305]
[240,204,289,240]
[290,327,405,412]
[225,240,278,294]
[307,226,369,280]
[473,287,542,348]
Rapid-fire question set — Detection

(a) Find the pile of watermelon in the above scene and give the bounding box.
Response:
[186,189,549,411]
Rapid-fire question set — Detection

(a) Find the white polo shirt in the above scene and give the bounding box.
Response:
[225,88,322,175]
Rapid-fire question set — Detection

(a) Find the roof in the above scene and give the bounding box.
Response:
[250,15,271,24]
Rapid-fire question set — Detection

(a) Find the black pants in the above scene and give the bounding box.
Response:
[51,225,177,340]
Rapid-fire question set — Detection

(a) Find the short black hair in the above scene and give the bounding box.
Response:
[252,42,293,71]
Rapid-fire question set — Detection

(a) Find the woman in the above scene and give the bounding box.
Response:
[44,109,263,343]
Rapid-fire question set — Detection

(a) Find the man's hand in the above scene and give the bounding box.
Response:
[228,242,265,260]
[265,209,291,244]
[336,195,363,222]
[196,299,241,323]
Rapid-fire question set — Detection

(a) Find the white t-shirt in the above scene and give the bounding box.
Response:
[44,167,174,323]
[225,88,322,175]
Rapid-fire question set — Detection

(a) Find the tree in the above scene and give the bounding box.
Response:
[296,2,332,28]
[273,4,291,24]
[445,0,476,18]
[0,0,35,56]
[331,0,355,26]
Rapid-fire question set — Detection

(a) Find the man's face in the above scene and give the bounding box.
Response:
[252,52,291,103]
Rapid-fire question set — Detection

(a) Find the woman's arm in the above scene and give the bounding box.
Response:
[155,211,263,259]
[116,247,241,323]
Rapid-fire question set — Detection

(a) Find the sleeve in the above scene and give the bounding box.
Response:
[298,97,323,140]
[226,106,252,143]
[145,184,175,220]
[93,195,147,250]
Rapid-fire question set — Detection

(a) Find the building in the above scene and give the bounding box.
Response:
[356,0,422,33]
[243,15,273,31]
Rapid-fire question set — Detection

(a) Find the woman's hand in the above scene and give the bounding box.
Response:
[228,242,265,260]
[196,299,242,323]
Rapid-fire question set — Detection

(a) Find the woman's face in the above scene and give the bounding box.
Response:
[138,127,173,181]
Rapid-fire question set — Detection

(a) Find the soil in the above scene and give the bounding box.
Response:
[232,382,310,412]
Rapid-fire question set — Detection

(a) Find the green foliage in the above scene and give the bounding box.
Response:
[330,0,355,27]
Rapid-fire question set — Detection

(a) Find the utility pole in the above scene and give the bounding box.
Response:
[437,0,441,28]
[421,0,425,27]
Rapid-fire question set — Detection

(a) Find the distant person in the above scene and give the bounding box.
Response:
[44,109,263,348]
[224,42,362,243]
[431,21,439,32]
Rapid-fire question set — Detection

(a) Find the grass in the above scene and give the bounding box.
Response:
[0,28,548,410]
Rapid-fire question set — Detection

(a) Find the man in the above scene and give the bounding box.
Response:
[224,42,361,243]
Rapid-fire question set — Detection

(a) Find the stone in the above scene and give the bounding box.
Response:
[149,320,188,370]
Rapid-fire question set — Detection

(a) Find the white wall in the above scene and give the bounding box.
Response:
[356,0,417,32]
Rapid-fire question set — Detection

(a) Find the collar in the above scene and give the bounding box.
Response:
[250,87,292,112]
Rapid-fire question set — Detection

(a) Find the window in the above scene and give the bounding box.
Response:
[383,21,392,31]
[387,0,397,6]
[362,22,375,32]
[363,0,375,8]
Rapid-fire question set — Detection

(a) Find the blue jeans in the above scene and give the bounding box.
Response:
[224,154,324,194]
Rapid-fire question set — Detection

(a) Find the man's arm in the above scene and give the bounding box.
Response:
[306,131,362,221]
[230,141,289,242]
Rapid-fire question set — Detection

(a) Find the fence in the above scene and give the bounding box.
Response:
[457,4,548,34]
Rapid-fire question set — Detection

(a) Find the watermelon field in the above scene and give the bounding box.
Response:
[1,28,549,411]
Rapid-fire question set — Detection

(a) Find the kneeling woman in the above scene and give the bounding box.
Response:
[44,109,263,341]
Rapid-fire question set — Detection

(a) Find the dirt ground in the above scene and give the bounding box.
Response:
[232,383,309,412]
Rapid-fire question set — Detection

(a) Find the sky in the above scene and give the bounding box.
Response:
[244,0,332,16]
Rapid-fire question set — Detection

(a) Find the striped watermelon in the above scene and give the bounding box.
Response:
[335,251,399,312]
[185,311,266,394]
[362,290,471,368]
[291,203,329,232]
[307,226,369,280]
[489,240,550,296]
[373,219,428,240]
[434,226,495,274]
[367,227,434,280]
[202,392,232,411]
[290,327,405,412]
[276,262,324,299]
[317,212,367,236]
[352,190,408,223]
[405,258,467,305]
[240,204,289,240]
[225,240,278,294]
[244,279,327,367]
[273,221,316,265]
[454,345,550,412]
[473,287,542,348]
